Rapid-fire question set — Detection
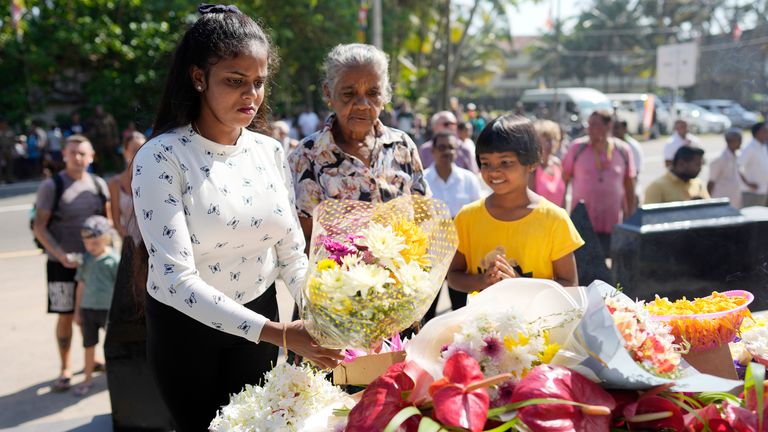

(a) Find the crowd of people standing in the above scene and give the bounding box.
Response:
[15,5,768,431]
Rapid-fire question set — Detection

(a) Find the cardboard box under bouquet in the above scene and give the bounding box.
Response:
[333,351,406,385]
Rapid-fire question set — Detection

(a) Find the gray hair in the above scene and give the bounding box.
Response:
[323,43,392,104]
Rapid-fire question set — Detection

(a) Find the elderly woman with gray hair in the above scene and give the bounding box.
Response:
[288,43,429,245]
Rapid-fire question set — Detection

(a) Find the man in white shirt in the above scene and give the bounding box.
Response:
[664,120,701,167]
[423,130,484,320]
[297,106,320,139]
[708,128,745,208]
[738,122,768,207]
[424,131,483,217]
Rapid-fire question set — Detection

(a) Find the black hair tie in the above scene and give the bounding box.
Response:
[198,4,241,14]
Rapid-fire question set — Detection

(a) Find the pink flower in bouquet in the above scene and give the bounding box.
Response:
[605,295,683,377]
[481,335,504,360]
[509,364,616,432]
[321,237,357,264]
[428,351,491,432]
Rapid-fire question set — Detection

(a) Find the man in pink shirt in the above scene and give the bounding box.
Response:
[563,110,637,255]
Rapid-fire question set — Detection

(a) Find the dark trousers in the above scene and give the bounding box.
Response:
[596,233,612,259]
[145,285,279,432]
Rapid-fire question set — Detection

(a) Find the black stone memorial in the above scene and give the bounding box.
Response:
[611,199,768,310]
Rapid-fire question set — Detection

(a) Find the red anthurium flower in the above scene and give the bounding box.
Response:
[742,383,768,429]
[624,395,685,431]
[509,365,616,432]
[428,351,490,432]
[403,360,434,405]
[722,401,759,432]
[685,404,734,432]
[346,361,420,432]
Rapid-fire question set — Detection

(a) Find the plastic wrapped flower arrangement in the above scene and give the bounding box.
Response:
[604,291,686,378]
[303,195,457,350]
[406,278,585,405]
[209,362,354,432]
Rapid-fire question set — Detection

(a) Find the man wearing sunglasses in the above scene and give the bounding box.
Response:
[419,111,479,173]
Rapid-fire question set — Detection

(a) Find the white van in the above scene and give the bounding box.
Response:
[520,88,613,136]
[606,93,673,137]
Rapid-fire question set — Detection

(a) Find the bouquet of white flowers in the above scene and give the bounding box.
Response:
[209,363,353,432]
[303,196,457,350]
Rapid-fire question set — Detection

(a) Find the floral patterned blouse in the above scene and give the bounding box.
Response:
[288,115,430,219]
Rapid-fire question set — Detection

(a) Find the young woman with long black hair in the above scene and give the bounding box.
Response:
[131,6,343,430]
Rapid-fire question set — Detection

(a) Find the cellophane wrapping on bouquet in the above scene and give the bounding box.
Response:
[302,196,458,350]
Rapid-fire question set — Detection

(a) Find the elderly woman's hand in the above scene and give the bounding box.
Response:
[261,320,344,370]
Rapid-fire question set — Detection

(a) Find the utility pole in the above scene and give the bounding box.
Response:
[372,0,383,49]
[442,0,451,110]
[552,0,561,124]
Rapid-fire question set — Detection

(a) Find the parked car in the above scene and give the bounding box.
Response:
[690,99,761,129]
[672,102,732,133]
[607,93,674,137]
[520,87,613,136]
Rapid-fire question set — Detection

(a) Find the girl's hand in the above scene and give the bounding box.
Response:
[483,255,518,287]
[74,311,82,326]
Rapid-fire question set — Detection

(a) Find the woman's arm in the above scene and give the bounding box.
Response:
[552,252,578,287]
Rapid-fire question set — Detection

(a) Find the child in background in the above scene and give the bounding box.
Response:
[73,215,119,396]
[447,115,584,292]
[531,119,566,208]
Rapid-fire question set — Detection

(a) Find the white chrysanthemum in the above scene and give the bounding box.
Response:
[394,261,432,296]
[209,363,352,432]
[357,223,406,264]
[339,253,361,269]
[342,263,394,298]
[317,266,344,295]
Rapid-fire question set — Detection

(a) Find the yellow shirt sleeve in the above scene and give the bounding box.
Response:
[550,208,585,261]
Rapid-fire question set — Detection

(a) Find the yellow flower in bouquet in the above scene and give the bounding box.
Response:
[303,196,457,350]
[392,220,430,267]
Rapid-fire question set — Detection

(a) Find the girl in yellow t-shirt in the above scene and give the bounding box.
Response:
[447,115,584,291]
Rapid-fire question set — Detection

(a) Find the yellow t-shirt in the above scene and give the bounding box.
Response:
[455,197,584,280]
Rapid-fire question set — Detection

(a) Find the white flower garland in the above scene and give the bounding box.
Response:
[209,363,352,432]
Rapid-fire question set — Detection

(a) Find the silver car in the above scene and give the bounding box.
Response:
[690,99,761,129]
[672,102,732,133]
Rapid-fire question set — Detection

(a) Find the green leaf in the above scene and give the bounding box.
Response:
[417,416,447,432]
[487,397,597,418]
[483,417,523,432]
[696,391,742,406]
[384,406,422,432]
[745,362,766,431]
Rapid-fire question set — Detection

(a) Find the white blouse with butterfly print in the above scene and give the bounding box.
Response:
[132,125,307,344]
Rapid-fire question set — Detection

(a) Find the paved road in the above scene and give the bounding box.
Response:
[0,132,735,431]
